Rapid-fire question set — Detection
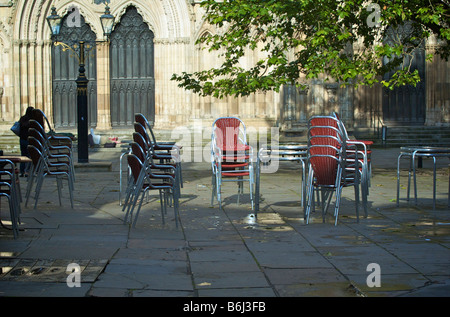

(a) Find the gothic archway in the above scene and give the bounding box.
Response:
[109,6,155,127]
[382,23,426,125]
[51,12,97,128]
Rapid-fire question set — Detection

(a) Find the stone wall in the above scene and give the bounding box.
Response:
[0,0,448,132]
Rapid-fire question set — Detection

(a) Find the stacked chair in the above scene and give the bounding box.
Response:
[211,117,255,210]
[0,159,21,238]
[122,114,181,228]
[135,113,182,187]
[25,109,74,209]
[333,112,372,194]
[305,115,368,225]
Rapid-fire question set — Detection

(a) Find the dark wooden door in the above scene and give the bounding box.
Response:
[51,14,97,128]
[109,6,155,127]
[382,24,426,125]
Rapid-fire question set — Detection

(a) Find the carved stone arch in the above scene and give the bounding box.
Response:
[109,5,155,127]
[196,29,213,43]
[57,1,102,39]
[112,0,191,39]
[194,18,217,43]
[113,0,162,38]
[51,9,98,128]
[14,1,102,40]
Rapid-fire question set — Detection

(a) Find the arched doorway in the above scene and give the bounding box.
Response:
[109,6,155,127]
[382,23,426,125]
[51,12,97,128]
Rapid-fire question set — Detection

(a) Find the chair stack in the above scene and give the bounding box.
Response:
[0,159,21,238]
[305,115,368,225]
[25,109,74,209]
[122,113,181,227]
[333,112,372,197]
[211,117,255,210]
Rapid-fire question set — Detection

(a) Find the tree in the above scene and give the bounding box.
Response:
[171,0,449,98]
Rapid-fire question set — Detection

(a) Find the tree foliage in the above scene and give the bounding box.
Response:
[172,0,449,98]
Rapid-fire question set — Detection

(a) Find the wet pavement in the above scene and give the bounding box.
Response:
[0,147,449,297]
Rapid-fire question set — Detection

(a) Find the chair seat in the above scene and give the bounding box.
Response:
[219,144,251,152]
[221,162,249,169]
[142,183,173,191]
[222,171,250,177]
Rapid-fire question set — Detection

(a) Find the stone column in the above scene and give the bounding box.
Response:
[95,41,111,130]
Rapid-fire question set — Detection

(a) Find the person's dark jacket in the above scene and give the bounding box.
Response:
[19,107,34,141]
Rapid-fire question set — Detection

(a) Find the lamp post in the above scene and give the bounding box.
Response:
[47,6,114,163]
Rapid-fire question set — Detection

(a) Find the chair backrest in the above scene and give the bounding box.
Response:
[332,112,351,141]
[135,113,157,144]
[31,109,53,133]
[131,142,146,164]
[0,159,15,194]
[28,128,46,145]
[132,132,150,159]
[28,145,43,167]
[28,136,45,153]
[134,122,151,147]
[212,117,247,151]
[127,153,144,183]
[29,120,46,136]
[307,116,345,186]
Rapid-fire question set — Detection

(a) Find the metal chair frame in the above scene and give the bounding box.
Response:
[305,116,364,225]
[135,113,183,186]
[211,117,255,210]
[26,144,74,209]
[124,153,180,228]
[0,159,21,238]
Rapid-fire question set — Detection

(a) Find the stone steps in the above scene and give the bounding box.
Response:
[282,124,450,148]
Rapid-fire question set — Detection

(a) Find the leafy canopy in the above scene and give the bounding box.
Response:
[172,0,449,98]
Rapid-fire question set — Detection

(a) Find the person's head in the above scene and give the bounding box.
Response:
[25,107,34,117]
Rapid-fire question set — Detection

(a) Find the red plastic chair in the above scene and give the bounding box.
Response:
[211,117,254,210]
[305,116,362,225]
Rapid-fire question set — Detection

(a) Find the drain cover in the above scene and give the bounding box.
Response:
[0,259,107,283]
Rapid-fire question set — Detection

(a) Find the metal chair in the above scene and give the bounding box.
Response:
[135,113,182,186]
[0,159,20,238]
[305,116,363,225]
[333,112,372,195]
[211,117,254,210]
[31,109,73,149]
[124,153,179,228]
[27,144,74,209]
[25,135,73,205]
[122,140,178,215]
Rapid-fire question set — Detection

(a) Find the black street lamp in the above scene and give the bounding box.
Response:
[47,6,114,163]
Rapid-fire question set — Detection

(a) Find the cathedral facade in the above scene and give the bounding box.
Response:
[0,0,449,133]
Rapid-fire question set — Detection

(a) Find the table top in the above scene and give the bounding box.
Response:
[0,155,32,163]
[400,146,450,154]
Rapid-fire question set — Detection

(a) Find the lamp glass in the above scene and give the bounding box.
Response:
[100,6,114,36]
[46,7,62,36]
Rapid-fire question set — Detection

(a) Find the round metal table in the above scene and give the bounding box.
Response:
[396,146,450,209]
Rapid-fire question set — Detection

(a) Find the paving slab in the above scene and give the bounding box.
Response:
[0,147,449,298]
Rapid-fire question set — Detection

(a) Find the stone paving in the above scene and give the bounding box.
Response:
[0,147,449,297]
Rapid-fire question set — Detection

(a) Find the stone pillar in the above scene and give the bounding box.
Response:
[95,41,111,130]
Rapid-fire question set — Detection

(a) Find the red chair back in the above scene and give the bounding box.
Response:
[127,154,143,183]
[214,117,241,152]
[131,142,146,164]
[308,116,343,186]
